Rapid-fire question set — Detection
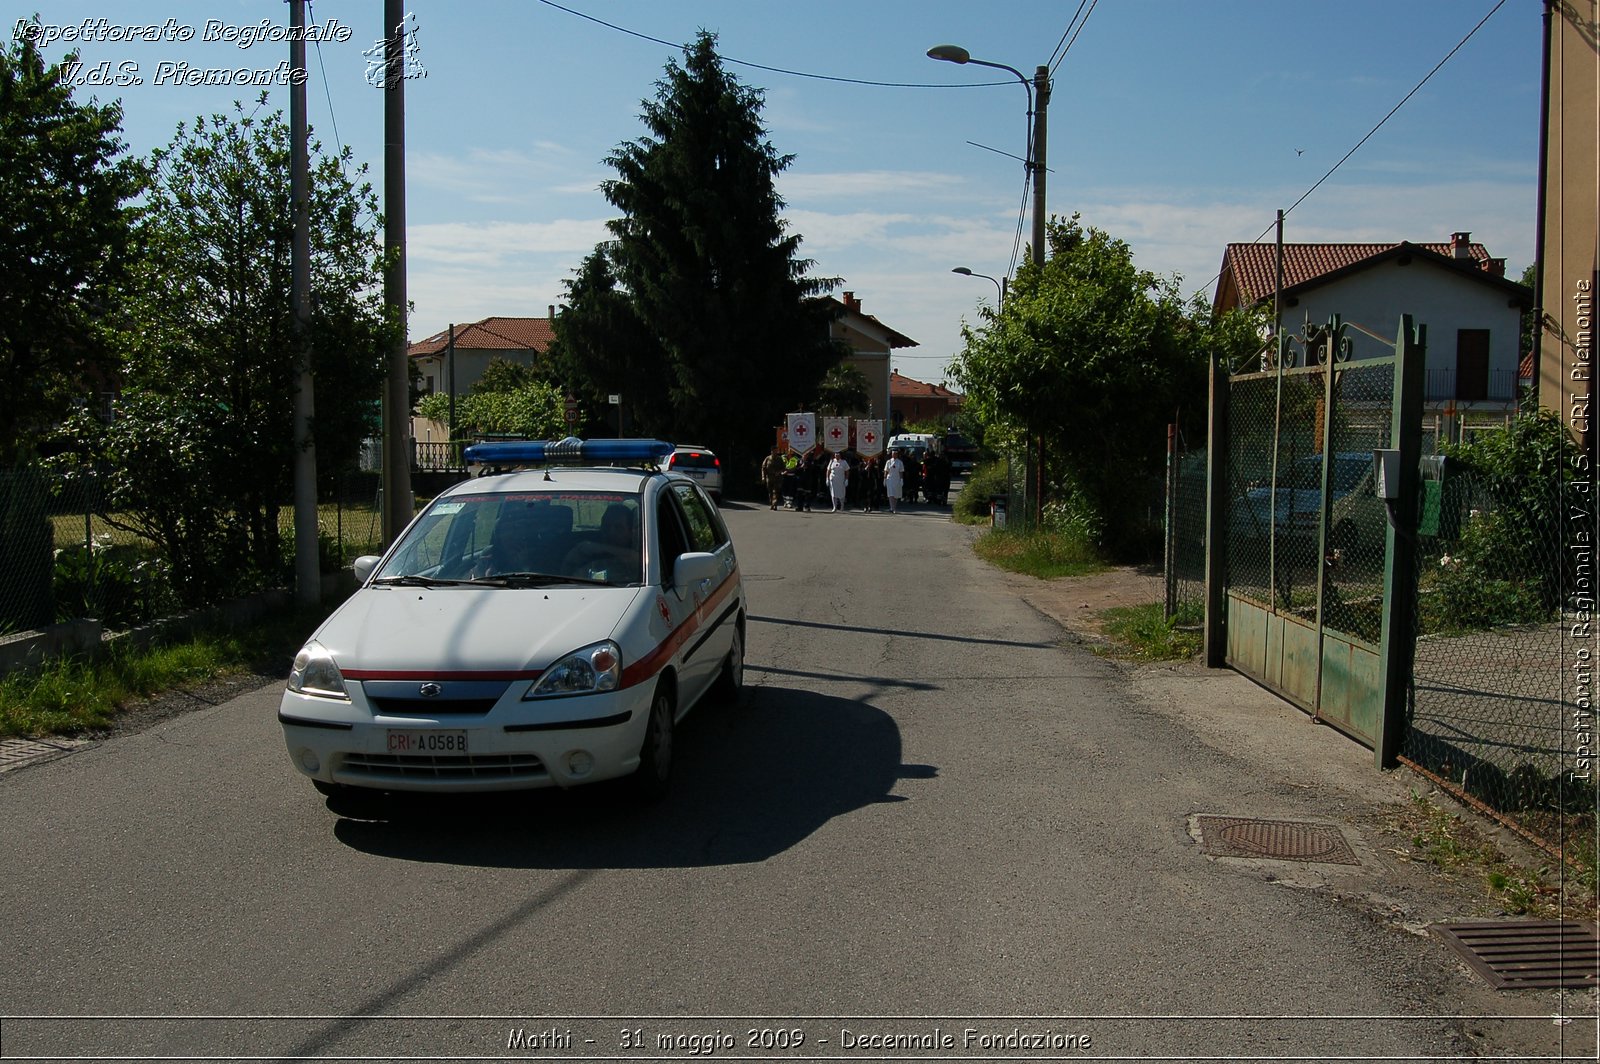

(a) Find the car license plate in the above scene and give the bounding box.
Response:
[686,470,704,478]
[386,729,468,754]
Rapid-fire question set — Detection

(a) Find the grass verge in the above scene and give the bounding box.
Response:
[0,607,323,739]
[973,526,1107,580]
[1388,790,1598,924]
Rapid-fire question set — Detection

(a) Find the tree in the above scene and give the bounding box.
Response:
[60,100,392,604]
[417,378,564,440]
[473,356,536,395]
[816,362,871,416]
[0,23,142,463]
[950,215,1260,554]
[551,32,844,487]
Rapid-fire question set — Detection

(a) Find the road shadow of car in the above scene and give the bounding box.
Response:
[330,684,932,868]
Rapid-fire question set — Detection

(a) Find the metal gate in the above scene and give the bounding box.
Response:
[1205,315,1425,759]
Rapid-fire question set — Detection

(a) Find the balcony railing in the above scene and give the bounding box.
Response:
[412,440,466,471]
[1423,367,1518,403]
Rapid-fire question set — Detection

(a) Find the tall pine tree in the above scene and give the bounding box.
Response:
[552,32,843,487]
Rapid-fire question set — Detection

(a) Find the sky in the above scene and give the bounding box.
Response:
[18,1,1543,386]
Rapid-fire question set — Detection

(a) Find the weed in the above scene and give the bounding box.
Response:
[1097,603,1202,661]
[973,526,1106,580]
[1394,790,1595,923]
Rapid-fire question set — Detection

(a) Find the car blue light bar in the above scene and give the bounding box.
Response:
[463,437,675,467]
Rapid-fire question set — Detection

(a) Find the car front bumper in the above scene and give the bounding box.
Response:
[279,685,652,793]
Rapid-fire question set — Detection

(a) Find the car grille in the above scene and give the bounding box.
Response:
[368,697,500,716]
[340,752,548,781]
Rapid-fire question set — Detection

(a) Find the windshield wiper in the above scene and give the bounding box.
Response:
[371,575,465,588]
[466,571,610,588]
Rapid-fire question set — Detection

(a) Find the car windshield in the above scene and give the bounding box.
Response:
[374,491,644,587]
[671,451,717,469]
[1279,454,1370,494]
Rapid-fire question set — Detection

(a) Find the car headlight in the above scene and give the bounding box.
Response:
[525,641,621,699]
[287,640,350,700]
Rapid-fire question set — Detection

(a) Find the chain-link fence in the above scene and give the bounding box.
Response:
[1163,431,1207,623]
[1319,360,1394,645]
[1401,465,1593,853]
[1,463,391,642]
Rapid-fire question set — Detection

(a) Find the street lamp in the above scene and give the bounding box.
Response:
[951,266,1004,309]
[931,45,1052,528]
[927,44,1050,268]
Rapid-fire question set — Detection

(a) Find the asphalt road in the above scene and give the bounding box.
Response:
[1,494,1592,1062]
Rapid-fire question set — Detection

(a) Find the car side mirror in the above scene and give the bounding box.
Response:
[673,552,719,587]
[352,555,382,582]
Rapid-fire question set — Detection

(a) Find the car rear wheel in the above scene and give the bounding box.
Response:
[631,684,675,800]
[712,621,744,706]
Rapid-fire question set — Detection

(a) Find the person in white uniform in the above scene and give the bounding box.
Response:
[825,453,849,512]
[883,449,905,514]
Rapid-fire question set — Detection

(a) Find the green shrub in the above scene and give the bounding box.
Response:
[53,542,178,629]
[1419,509,1552,633]
[1440,410,1576,616]
[955,459,1008,523]
[1041,494,1104,549]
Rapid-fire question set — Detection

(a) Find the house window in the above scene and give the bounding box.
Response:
[1455,330,1489,401]
[423,374,435,395]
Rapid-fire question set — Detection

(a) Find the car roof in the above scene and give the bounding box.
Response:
[438,466,658,498]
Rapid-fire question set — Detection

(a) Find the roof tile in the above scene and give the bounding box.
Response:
[1222,241,1492,306]
[408,316,556,357]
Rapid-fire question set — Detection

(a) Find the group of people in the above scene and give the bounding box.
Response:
[760,445,951,515]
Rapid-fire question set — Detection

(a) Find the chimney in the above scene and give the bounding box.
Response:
[548,304,556,318]
[1487,258,1506,277]
[1451,232,1472,260]
[842,291,859,312]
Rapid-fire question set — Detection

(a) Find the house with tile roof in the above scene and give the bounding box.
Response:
[1214,233,1533,422]
[830,292,918,420]
[889,370,963,428]
[406,312,558,463]
[407,312,557,399]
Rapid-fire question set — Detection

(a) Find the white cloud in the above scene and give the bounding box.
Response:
[408,218,610,266]
[780,170,968,200]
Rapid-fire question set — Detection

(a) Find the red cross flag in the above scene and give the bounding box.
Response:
[856,419,883,457]
[786,412,815,454]
[822,416,849,454]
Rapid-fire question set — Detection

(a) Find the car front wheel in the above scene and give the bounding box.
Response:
[631,684,675,800]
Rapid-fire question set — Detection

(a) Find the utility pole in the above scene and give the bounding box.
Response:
[381,0,413,544]
[1030,64,1050,527]
[1031,65,1049,270]
[289,0,319,604]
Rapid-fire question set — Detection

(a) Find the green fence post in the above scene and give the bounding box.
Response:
[1164,422,1177,619]
[1204,351,1230,667]
[1376,315,1425,769]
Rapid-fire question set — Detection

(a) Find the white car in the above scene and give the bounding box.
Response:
[278,438,745,803]
[665,444,722,501]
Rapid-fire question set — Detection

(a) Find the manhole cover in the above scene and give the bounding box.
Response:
[1433,921,1600,990]
[1195,815,1361,865]
[0,737,88,774]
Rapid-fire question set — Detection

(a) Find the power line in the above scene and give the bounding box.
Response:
[1046,0,1090,70]
[1280,0,1506,221]
[306,0,348,172]
[1051,0,1098,75]
[536,0,1008,89]
[1189,0,1508,302]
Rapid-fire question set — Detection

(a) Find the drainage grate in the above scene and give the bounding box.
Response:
[1432,921,1600,990]
[0,737,89,774]
[1195,815,1362,865]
